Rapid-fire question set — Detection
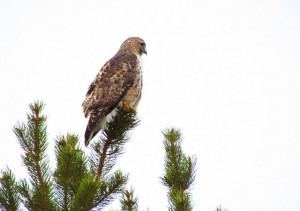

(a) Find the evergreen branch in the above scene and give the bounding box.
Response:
[161,128,197,211]
[90,107,139,180]
[94,139,110,181]
[70,173,103,211]
[17,179,37,211]
[169,188,191,211]
[0,167,21,211]
[182,156,197,191]
[85,107,137,209]
[54,134,88,210]
[2,101,144,210]
[120,187,139,211]
[13,101,55,211]
[94,170,128,209]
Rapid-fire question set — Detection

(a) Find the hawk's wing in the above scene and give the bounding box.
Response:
[83,53,138,116]
[82,53,138,144]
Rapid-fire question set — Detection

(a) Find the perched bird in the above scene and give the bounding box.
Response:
[82,37,147,146]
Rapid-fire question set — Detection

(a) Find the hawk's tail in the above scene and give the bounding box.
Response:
[84,111,104,146]
[84,126,100,147]
[84,108,116,146]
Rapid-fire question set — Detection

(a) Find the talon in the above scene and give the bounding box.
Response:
[121,102,132,111]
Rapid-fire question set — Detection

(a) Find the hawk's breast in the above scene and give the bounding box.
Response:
[122,56,143,109]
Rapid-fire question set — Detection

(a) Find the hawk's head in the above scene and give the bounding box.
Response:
[120,37,147,56]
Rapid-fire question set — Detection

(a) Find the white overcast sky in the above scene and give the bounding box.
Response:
[0,0,300,210]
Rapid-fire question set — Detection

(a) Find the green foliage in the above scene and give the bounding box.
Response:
[13,101,56,211]
[54,134,88,210]
[0,102,138,211]
[69,173,102,210]
[90,108,139,180]
[0,167,21,211]
[93,170,128,209]
[120,188,139,211]
[161,128,197,211]
[0,102,198,211]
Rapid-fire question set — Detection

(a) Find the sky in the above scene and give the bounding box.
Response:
[0,0,300,210]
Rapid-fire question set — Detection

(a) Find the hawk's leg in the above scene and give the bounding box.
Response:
[121,101,133,112]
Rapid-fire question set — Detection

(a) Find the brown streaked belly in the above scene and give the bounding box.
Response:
[122,77,142,110]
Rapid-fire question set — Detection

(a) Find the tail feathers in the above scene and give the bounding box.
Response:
[84,110,105,146]
[84,107,118,146]
[84,114,102,147]
[84,127,101,146]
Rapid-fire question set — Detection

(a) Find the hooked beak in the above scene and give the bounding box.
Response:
[142,46,147,55]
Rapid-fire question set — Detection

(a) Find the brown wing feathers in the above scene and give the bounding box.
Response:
[83,54,137,146]
[82,37,146,146]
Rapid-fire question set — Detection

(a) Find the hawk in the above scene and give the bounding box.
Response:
[82,37,147,146]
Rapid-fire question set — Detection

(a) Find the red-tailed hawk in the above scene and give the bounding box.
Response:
[82,37,147,146]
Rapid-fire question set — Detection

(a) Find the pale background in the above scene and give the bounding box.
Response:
[0,0,299,210]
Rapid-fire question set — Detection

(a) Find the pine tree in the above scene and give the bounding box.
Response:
[0,102,197,210]
[119,188,139,211]
[0,167,21,211]
[0,101,138,210]
[161,128,197,211]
